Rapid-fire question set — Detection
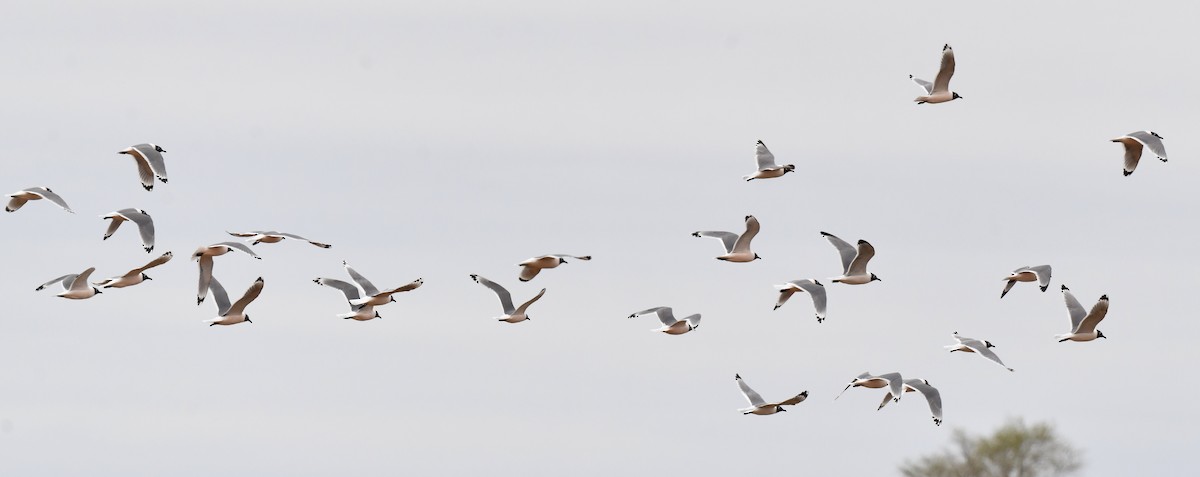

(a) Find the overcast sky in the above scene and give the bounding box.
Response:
[2,1,1198,475]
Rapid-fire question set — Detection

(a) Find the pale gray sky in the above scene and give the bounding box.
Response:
[1,1,1198,475]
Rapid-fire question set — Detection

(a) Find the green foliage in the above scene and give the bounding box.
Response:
[899,419,1082,477]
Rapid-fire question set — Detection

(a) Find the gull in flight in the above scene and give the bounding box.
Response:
[735,374,808,415]
[470,274,545,323]
[36,267,101,299]
[773,279,827,323]
[692,215,761,262]
[1001,264,1051,298]
[313,277,383,321]
[518,254,591,282]
[340,261,423,307]
[1111,131,1167,176]
[945,332,1013,371]
[227,230,332,248]
[877,378,944,426]
[193,242,261,305]
[6,187,73,213]
[102,208,156,252]
[821,232,880,284]
[743,140,795,181]
[911,44,962,104]
[94,252,174,289]
[118,143,168,190]
[627,306,701,335]
[835,371,904,403]
[205,276,263,326]
[1056,285,1109,342]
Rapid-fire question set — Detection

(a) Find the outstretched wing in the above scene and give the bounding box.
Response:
[315,277,363,301]
[731,215,760,253]
[932,44,955,94]
[131,251,174,275]
[1126,131,1167,160]
[209,276,232,316]
[132,144,168,182]
[514,288,546,315]
[214,241,261,259]
[693,231,738,253]
[629,306,677,326]
[1061,286,1087,331]
[846,240,876,276]
[754,140,778,170]
[735,374,766,407]
[27,187,74,213]
[471,274,515,314]
[904,379,943,425]
[119,209,155,252]
[909,75,934,94]
[228,277,265,315]
[276,232,332,248]
[343,262,380,296]
[821,232,857,274]
[1075,295,1109,334]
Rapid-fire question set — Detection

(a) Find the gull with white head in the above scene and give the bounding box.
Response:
[821,231,880,285]
[470,274,545,323]
[773,279,827,323]
[1111,131,1167,176]
[735,374,808,415]
[692,215,761,262]
[627,306,700,335]
[1001,265,1051,298]
[518,254,591,282]
[742,140,795,181]
[1056,285,1109,342]
[36,267,101,299]
[911,44,962,104]
[94,252,173,289]
[945,332,1013,371]
[102,208,156,252]
[117,143,168,190]
[6,187,73,214]
[205,276,263,326]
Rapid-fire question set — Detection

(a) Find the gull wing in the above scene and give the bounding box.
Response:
[932,44,955,94]
[693,231,739,253]
[821,232,857,274]
[1075,295,1109,334]
[1061,285,1087,332]
[731,215,760,254]
[209,276,232,316]
[227,277,265,316]
[846,240,876,276]
[514,288,546,315]
[735,374,766,407]
[471,274,515,314]
[909,75,934,94]
[629,306,677,326]
[754,140,778,170]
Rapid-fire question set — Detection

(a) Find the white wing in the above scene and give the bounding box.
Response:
[629,306,677,326]
[471,274,515,314]
[735,374,766,407]
[909,75,934,94]
[1061,285,1087,331]
[343,262,380,296]
[754,140,777,170]
[1075,295,1109,334]
[692,231,738,253]
[846,240,876,276]
[932,44,955,94]
[1125,131,1167,160]
[821,232,857,274]
[227,277,265,316]
[731,215,759,254]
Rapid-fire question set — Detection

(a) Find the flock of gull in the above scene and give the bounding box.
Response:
[7,44,1169,426]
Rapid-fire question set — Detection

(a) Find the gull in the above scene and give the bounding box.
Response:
[735,374,808,415]
[692,215,761,262]
[470,274,545,323]
[1001,265,1051,298]
[821,231,880,284]
[1056,285,1109,342]
[1111,131,1167,176]
[5,187,73,213]
[313,278,383,321]
[193,242,261,305]
[94,251,174,289]
[341,261,423,307]
[36,267,101,299]
[205,276,263,326]
[945,332,1013,371]
[877,379,944,426]
[834,371,904,403]
[102,208,156,252]
[627,306,701,335]
[773,279,827,323]
[518,254,592,282]
[911,44,962,104]
[743,140,795,181]
[227,230,332,248]
[118,143,168,190]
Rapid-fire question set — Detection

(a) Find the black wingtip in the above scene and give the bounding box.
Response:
[1040,285,1048,292]
[1100,294,1109,300]
[1060,285,1068,291]
[943,43,950,50]
[819,231,832,237]
[1123,170,1133,176]
[735,374,741,380]
[691,232,700,237]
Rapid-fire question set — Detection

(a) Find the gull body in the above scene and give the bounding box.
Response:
[835,371,904,402]
[117,143,168,190]
[742,140,795,181]
[5,187,73,214]
[945,332,1013,371]
[877,379,944,426]
[36,267,101,299]
[822,231,880,284]
[470,274,545,323]
[1111,131,1167,176]
[205,277,263,326]
[773,279,827,323]
[193,242,261,305]
[102,208,156,252]
[627,306,701,335]
[735,374,808,415]
[1001,265,1051,298]
[227,230,332,248]
[911,44,962,104]
[94,251,173,288]
[518,254,591,282]
[692,215,761,262]
[1056,285,1109,342]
